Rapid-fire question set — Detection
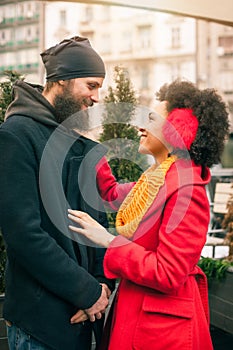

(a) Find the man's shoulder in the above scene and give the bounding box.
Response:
[0,116,54,152]
[2,115,36,129]
[1,115,48,136]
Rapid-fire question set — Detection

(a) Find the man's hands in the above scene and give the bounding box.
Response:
[70,283,111,324]
[68,209,114,324]
[84,283,110,322]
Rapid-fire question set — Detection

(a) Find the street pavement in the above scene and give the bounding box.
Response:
[211,326,233,349]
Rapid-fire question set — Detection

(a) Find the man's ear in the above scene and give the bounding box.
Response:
[57,80,66,86]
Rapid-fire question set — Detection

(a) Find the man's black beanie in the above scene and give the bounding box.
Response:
[40,36,105,81]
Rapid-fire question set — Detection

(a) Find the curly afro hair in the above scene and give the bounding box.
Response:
[156,79,230,167]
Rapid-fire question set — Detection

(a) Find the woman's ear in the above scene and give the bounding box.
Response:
[162,109,198,150]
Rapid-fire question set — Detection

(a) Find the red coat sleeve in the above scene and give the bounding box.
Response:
[103,184,210,294]
[96,157,135,210]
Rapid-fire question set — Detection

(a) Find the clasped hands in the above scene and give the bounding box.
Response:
[68,209,115,324]
[70,283,111,324]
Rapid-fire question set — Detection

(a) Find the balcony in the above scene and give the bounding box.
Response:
[0,63,39,77]
[0,14,40,28]
[0,38,39,52]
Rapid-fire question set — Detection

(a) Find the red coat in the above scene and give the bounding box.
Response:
[102,159,213,350]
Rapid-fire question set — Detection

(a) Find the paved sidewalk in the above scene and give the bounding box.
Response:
[211,326,233,349]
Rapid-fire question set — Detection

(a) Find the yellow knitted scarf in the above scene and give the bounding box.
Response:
[115,155,177,238]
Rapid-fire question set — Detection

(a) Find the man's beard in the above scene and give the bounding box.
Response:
[53,90,90,131]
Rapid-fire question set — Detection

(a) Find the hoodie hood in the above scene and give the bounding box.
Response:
[5,80,59,127]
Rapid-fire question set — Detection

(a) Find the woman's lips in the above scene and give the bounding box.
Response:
[140,135,146,143]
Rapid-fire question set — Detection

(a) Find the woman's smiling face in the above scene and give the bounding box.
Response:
[138,101,171,163]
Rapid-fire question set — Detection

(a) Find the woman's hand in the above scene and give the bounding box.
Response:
[68,209,115,248]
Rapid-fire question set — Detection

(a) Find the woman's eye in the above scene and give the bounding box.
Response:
[148,112,156,121]
[149,115,156,122]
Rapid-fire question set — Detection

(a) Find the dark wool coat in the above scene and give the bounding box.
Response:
[0,80,115,350]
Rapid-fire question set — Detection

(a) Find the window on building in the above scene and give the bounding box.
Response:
[138,25,151,49]
[0,8,5,23]
[15,26,24,42]
[60,10,67,27]
[171,27,181,48]
[0,31,6,46]
[0,53,6,67]
[219,71,233,94]
[120,31,132,52]
[3,28,12,43]
[6,51,15,67]
[18,3,24,18]
[218,36,233,55]
[35,1,40,14]
[84,6,93,22]
[26,27,32,42]
[5,4,15,21]
[19,48,38,66]
[10,28,14,42]
[171,63,181,80]
[26,2,33,18]
[141,67,149,89]
[101,33,111,54]
[101,6,110,21]
[35,26,39,39]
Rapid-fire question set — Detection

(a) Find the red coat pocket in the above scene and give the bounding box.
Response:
[133,294,194,350]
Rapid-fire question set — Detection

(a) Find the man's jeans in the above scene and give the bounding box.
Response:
[6,322,52,350]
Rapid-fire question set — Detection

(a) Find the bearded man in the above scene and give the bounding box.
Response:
[0,36,116,350]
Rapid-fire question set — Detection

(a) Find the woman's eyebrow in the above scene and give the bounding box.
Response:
[149,112,161,119]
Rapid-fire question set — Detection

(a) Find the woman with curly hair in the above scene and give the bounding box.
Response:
[68,79,229,350]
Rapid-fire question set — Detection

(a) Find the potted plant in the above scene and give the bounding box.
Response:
[0,70,24,350]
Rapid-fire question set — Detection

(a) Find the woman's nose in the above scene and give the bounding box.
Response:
[138,127,145,136]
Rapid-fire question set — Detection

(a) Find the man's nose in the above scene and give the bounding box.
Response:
[91,90,99,103]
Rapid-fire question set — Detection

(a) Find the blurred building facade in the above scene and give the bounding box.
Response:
[0,1,233,126]
[0,0,41,82]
